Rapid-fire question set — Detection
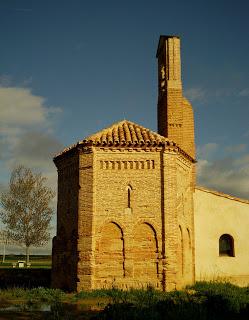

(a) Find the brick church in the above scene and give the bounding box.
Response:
[52,36,249,292]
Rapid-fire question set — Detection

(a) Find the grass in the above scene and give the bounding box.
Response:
[0,282,248,319]
[0,255,51,269]
[0,287,65,303]
[95,282,249,319]
[0,287,99,320]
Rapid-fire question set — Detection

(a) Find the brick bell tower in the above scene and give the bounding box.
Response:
[157,36,196,290]
[156,35,195,159]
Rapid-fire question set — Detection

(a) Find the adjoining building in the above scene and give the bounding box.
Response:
[52,36,249,292]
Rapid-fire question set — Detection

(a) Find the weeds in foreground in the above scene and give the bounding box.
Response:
[90,282,249,320]
[0,287,65,303]
[0,282,249,319]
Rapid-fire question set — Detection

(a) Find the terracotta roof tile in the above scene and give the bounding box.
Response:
[54,120,181,158]
[83,120,172,146]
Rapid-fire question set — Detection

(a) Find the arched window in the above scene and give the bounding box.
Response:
[127,185,132,208]
[219,234,234,257]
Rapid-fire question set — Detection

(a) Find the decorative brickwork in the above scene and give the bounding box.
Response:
[52,142,195,291]
[52,35,196,292]
[157,36,195,159]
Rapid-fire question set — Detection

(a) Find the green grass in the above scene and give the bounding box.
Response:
[0,282,248,319]
[0,287,65,303]
[0,255,51,269]
[87,282,249,320]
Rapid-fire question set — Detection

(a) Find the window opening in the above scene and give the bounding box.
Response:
[219,234,234,257]
[128,188,131,208]
[127,185,132,209]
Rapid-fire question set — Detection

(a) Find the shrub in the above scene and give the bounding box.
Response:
[97,282,249,320]
[188,281,249,315]
[27,287,65,303]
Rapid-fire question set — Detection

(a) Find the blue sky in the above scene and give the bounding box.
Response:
[0,0,249,251]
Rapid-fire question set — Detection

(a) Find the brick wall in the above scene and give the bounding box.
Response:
[52,151,79,291]
[72,147,195,291]
[92,147,162,289]
[77,148,94,291]
[182,97,195,159]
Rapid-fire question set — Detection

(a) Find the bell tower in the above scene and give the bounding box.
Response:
[156,35,195,159]
[157,36,183,144]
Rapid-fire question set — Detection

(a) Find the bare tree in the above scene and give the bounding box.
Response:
[0,165,55,263]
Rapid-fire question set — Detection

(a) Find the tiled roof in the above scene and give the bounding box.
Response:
[83,120,173,146]
[55,120,182,158]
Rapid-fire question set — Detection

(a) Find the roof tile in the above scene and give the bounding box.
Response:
[54,120,177,158]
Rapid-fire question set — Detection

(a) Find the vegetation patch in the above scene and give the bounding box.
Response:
[0,282,248,319]
[0,255,52,269]
[95,282,249,320]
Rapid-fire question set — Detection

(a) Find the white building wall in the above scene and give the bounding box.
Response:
[194,187,249,286]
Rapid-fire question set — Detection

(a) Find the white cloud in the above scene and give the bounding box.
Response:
[197,143,219,160]
[185,87,206,103]
[197,143,249,199]
[238,88,249,97]
[213,88,233,98]
[0,84,62,252]
[225,144,247,153]
[185,86,249,104]
[0,85,62,198]
[0,87,61,127]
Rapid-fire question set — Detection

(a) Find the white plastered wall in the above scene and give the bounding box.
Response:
[194,187,249,286]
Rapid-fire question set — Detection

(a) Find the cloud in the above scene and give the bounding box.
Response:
[0,87,60,127]
[0,84,62,249]
[213,88,234,98]
[197,143,219,160]
[185,86,249,104]
[238,89,249,97]
[13,131,63,163]
[185,87,206,103]
[197,143,249,199]
[225,144,247,153]
[0,84,62,197]
[0,75,12,87]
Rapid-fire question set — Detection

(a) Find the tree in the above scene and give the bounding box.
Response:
[0,165,55,263]
[0,229,12,263]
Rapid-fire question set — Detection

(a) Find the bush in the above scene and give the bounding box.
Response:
[27,287,65,303]
[0,287,65,303]
[188,281,249,315]
[97,282,249,320]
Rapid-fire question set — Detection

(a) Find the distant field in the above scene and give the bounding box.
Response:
[0,255,51,269]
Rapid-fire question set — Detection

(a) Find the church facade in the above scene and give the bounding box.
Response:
[52,36,249,292]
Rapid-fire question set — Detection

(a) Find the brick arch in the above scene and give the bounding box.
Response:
[178,225,184,276]
[133,222,159,285]
[185,227,193,283]
[95,222,125,286]
[132,219,159,238]
[97,218,126,236]
[186,228,191,249]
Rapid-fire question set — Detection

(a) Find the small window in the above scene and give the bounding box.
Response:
[127,185,132,208]
[128,188,131,208]
[219,234,234,257]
